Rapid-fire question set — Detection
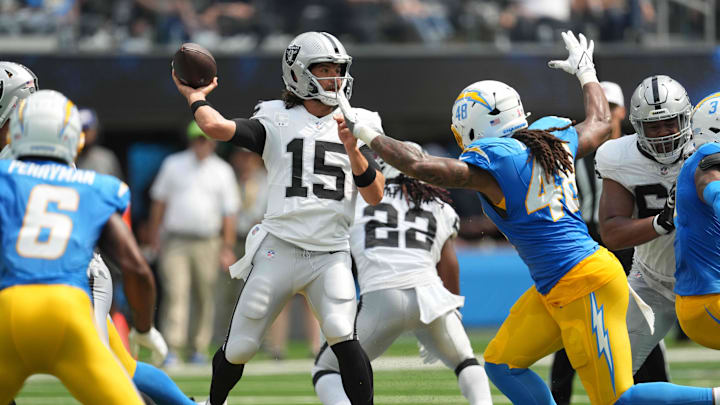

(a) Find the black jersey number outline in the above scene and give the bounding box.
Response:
[285,139,347,201]
[635,183,668,218]
[364,203,437,251]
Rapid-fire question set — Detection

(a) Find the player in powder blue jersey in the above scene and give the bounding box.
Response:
[674,91,720,350]
[0,90,157,404]
[337,31,720,404]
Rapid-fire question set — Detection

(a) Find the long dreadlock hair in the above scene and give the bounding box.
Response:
[511,121,576,180]
[385,174,453,209]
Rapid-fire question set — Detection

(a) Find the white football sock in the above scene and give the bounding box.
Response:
[458,364,493,405]
[713,387,720,405]
[315,372,351,405]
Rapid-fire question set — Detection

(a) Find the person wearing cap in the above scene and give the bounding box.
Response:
[148,121,239,365]
[549,81,670,405]
[76,108,123,179]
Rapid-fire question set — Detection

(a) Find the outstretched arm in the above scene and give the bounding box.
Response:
[574,82,612,159]
[336,117,503,204]
[547,31,611,159]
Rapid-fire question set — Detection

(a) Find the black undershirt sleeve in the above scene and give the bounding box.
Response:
[230,118,266,155]
[359,145,381,172]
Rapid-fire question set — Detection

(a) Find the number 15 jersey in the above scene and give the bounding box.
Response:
[459,116,598,294]
[0,159,130,296]
[252,100,383,252]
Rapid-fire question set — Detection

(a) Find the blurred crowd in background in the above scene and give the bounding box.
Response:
[0,0,714,53]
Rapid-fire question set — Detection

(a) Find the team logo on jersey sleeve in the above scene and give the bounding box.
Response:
[266,249,276,258]
[660,166,669,176]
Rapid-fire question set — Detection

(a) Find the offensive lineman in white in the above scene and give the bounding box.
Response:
[312,145,493,405]
[172,31,384,405]
[595,75,692,374]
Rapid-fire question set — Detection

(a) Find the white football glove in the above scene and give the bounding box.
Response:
[129,327,168,366]
[86,253,111,280]
[548,31,598,86]
[336,91,380,145]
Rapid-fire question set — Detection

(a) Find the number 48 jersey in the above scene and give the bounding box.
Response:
[0,160,129,295]
[253,100,383,252]
[350,184,460,296]
[459,116,598,294]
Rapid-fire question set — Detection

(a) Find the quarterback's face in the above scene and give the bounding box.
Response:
[310,63,344,92]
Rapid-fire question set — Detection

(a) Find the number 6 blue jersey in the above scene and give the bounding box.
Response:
[460,116,598,294]
[0,159,130,295]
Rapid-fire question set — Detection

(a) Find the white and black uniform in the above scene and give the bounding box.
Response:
[223,100,383,364]
[312,182,492,405]
[89,252,114,345]
[595,134,682,374]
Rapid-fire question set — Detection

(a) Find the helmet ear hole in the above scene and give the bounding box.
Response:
[291,71,298,83]
[469,129,475,141]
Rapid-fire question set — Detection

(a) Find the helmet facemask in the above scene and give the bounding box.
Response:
[632,108,691,164]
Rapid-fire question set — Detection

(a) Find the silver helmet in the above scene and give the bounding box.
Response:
[691,92,720,147]
[451,80,529,150]
[9,90,82,165]
[629,75,692,164]
[0,62,38,128]
[281,32,353,107]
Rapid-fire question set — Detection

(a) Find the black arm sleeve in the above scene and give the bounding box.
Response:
[359,145,381,172]
[230,118,267,155]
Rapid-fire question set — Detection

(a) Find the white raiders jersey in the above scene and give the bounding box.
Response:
[253,100,383,251]
[350,183,461,295]
[595,134,682,289]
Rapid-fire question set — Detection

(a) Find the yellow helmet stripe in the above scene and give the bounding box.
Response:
[454,90,491,110]
[59,99,74,137]
[451,124,464,150]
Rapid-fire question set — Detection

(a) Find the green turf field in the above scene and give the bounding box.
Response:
[13,330,720,405]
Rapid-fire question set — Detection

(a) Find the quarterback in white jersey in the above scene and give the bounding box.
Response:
[312,147,492,405]
[596,75,692,373]
[172,31,383,405]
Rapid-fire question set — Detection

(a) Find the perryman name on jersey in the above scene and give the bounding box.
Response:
[7,160,96,185]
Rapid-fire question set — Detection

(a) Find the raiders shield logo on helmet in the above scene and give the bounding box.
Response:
[284,45,300,66]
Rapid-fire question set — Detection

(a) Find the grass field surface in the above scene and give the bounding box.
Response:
[14,330,720,405]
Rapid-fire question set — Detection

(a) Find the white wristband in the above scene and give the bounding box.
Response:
[354,124,380,146]
[577,70,599,87]
[652,214,671,235]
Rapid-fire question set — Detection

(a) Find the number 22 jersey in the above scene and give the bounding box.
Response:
[0,159,129,296]
[459,116,598,294]
[252,100,383,252]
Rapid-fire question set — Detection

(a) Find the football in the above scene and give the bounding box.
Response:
[172,43,217,88]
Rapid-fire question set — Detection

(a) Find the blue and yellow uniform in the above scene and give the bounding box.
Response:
[674,142,720,350]
[0,159,144,405]
[462,117,633,405]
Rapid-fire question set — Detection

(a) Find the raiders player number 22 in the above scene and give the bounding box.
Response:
[172,31,384,405]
